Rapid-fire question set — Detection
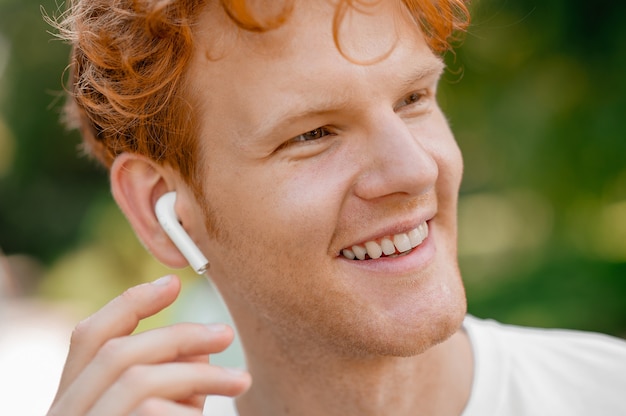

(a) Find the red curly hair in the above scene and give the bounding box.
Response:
[53,0,470,190]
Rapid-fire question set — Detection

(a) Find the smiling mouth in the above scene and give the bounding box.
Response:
[340,222,429,261]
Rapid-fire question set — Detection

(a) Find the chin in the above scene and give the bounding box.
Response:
[328,282,468,359]
[382,300,466,358]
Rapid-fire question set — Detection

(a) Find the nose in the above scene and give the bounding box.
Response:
[353,110,438,201]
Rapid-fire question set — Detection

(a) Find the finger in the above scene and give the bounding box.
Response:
[178,394,209,410]
[56,275,181,394]
[87,363,251,416]
[57,323,234,414]
[130,397,203,416]
[179,354,211,364]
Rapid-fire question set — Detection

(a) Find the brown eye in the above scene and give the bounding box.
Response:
[293,127,331,142]
[395,90,428,110]
[405,92,422,104]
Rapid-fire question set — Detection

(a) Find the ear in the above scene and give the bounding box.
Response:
[110,153,190,269]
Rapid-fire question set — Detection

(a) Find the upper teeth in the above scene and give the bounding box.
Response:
[341,222,429,260]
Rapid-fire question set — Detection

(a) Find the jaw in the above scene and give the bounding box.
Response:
[214,229,466,365]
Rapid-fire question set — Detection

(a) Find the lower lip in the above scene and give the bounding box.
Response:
[337,222,437,276]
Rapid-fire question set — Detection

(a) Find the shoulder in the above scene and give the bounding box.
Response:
[462,315,626,416]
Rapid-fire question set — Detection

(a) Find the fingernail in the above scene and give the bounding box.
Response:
[205,323,228,332]
[151,275,173,286]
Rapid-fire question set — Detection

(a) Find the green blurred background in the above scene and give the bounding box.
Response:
[0,0,625,336]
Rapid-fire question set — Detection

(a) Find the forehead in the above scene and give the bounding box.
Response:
[194,1,415,59]
[187,1,440,141]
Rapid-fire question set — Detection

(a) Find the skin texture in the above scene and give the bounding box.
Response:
[47,275,251,416]
[187,0,467,358]
[49,1,473,415]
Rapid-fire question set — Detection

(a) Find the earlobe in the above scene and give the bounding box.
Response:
[110,153,190,270]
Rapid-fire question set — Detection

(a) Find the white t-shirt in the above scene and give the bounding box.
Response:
[204,316,626,415]
[462,315,626,415]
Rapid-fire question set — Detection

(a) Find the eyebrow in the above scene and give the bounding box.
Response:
[250,57,446,143]
[399,57,445,90]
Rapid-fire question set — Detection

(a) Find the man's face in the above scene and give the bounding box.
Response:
[187,1,466,356]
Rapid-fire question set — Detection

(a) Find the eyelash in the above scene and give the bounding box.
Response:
[395,89,429,111]
[292,127,333,143]
[275,126,334,152]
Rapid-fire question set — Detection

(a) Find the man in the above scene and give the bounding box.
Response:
[47,1,626,415]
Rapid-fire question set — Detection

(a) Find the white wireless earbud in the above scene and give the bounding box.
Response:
[155,192,209,275]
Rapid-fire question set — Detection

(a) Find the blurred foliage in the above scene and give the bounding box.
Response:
[0,0,110,264]
[0,0,624,335]
[439,0,626,336]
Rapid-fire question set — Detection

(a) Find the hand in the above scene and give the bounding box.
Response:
[47,275,251,416]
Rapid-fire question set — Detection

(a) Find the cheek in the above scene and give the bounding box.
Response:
[205,153,349,275]
[203,156,357,334]
[422,113,463,197]
[267,163,346,247]
[437,139,463,199]
[432,127,463,261]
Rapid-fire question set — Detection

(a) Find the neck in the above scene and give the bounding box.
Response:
[233,317,473,416]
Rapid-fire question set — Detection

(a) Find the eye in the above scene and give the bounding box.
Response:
[292,127,332,143]
[275,126,335,153]
[395,90,429,111]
